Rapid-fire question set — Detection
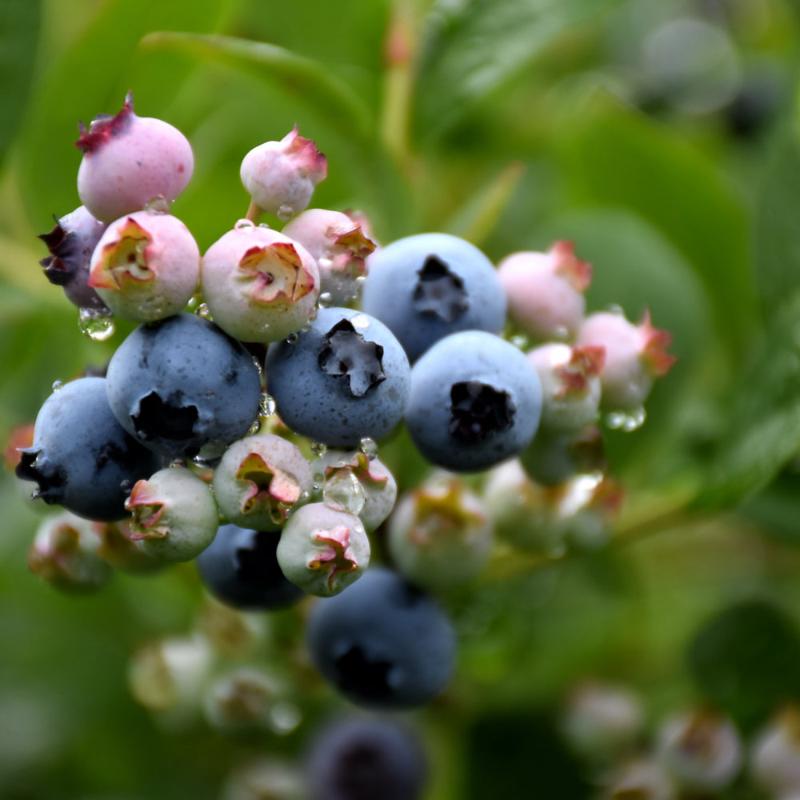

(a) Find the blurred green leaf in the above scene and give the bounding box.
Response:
[696,293,800,508]
[141,32,374,144]
[557,103,758,351]
[415,0,619,140]
[688,599,800,731]
[754,124,800,314]
[17,0,236,225]
[0,0,40,162]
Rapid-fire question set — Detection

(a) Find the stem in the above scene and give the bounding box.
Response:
[245,200,262,224]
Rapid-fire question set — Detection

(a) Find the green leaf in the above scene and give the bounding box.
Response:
[754,124,800,314]
[0,0,40,163]
[688,600,800,732]
[141,32,374,145]
[17,0,236,225]
[696,293,800,509]
[414,0,619,140]
[556,102,758,352]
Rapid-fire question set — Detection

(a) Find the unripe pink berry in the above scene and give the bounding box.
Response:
[528,343,605,432]
[577,310,676,411]
[283,209,376,304]
[202,223,320,343]
[240,127,327,220]
[498,241,591,341]
[88,210,200,321]
[76,93,194,222]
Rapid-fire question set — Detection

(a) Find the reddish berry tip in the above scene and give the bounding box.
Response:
[75,92,135,154]
[551,241,592,292]
[639,310,677,377]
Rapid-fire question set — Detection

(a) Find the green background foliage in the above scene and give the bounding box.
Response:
[3,0,800,797]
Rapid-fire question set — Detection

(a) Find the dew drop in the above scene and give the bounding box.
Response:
[552,325,570,340]
[120,479,133,494]
[355,275,367,286]
[605,407,646,433]
[169,458,187,469]
[323,469,366,516]
[285,332,299,345]
[606,304,625,316]
[51,380,64,392]
[234,218,255,229]
[509,334,528,350]
[276,204,295,222]
[259,394,276,417]
[258,222,271,229]
[359,437,378,460]
[78,308,115,342]
[195,303,213,321]
[310,441,328,457]
[144,195,171,214]
[318,291,333,308]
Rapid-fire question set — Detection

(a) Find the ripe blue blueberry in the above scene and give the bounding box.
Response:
[16,377,159,521]
[266,307,410,447]
[362,232,506,361]
[306,567,456,709]
[405,331,542,472]
[106,313,261,458]
[306,716,428,800]
[197,524,303,610]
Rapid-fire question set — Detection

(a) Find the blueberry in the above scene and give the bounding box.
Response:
[197,523,303,610]
[106,313,261,458]
[405,331,542,472]
[362,232,506,361]
[306,716,428,800]
[266,307,410,447]
[38,205,108,311]
[16,377,159,521]
[306,567,456,709]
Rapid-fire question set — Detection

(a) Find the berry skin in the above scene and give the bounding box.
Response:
[362,232,506,361]
[306,716,428,800]
[315,450,397,532]
[405,331,542,472]
[497,241,591,341]
[306,567,456,709]
[29,512,113,592]
[577,310,676,411]
[106,314,262,459]
[388,477,492,590]
[213,434,313,531]
[266,307,411,447]
[76,93,194,222]
[38,205,108,310]
[528,343,604,433]
[126,466,219,563]
[16,377,159,521]
[282,209,376,305]
[240,127,327,219]
[277,502,370,597]
[750,706,800,797]
[196,524,303,610]
[656,709,742,792]
[202,224,320,343]
[88,210,200,321]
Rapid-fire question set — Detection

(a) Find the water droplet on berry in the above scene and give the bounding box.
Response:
[195,303,213,321]
[51,380,64,392]
[120,479,133,493]
[310,441,328,457]
[259,394,276,417]
[186,294,202,313]
[144,195,171,214]
[510,334,528,350]
[318,291,333,308]
[323,469,366,516]
[235,218,255,229]
[359,437,378,460]
[276,204,295,222]
[285,332,299,345]
[605,407,646,433]
[169,458,187,469]
[553,325,570,340]
[355,275,367,286]
[606,304,625,316]
[78,308,115,341]
[258,222,271,229]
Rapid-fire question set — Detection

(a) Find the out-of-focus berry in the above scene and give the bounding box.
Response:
[750,706,800,797]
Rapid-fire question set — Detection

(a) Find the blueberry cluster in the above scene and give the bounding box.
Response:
[14,95,675,725]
